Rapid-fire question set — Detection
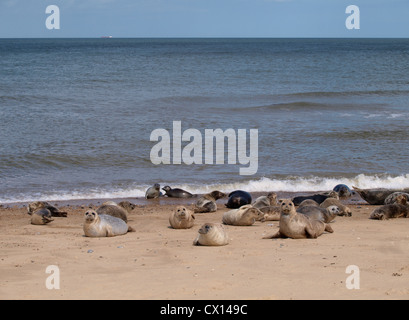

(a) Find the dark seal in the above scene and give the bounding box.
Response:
[225,190,252,209]
[333,184,353,198]
[162,186,194,198]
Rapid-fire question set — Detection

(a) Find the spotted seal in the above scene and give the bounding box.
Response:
[297,205,340,223]
[31,208,54,225]
[370,195,409,220]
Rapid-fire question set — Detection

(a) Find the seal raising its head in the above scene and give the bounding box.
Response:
[194,190,226,213]
[193,223,229,246]
[145,184,162,199]
[169,206,195,229]
[162,186,194,198]
[263,199,334,239]
[370,195,409,220]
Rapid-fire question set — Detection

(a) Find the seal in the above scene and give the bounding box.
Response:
[96,204,129,223]
[162,186,194,198]
[352,187,409,205]
[370,195,409,220]
[384,192,409,205]
[298,199,320,208]
[169,206,195,229]
[292,191,338,206]
[320,198,352,217]
[252,192,278,209]
[145,183,162,199]
[222,205,264,226]
[194,191,226,213]
[193,223,229,246]
[257,205,281,221]
[225,190,252,209]
[27,201,67,217]
[333,184,353,198]
[83,210,134,237]
[297,205,340,223]
[263,199,334,239]
[31,208,54,225]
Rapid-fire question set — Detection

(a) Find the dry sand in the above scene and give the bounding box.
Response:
[1,196,409,300]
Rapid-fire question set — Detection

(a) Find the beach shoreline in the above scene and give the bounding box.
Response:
[1,191,408,300]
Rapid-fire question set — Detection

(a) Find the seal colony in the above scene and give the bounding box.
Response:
[20,183,409,245]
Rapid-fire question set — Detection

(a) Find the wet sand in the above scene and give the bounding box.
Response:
[1,194,409,300]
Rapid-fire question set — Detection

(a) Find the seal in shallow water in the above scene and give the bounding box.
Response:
[145,184,162,199]
[162,186,194,198]
[169,206,195,229]
[263,199,334,239]
[193,223,229,246]
[83,210,133,237]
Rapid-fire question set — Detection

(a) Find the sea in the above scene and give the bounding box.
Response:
[1,38,409,204]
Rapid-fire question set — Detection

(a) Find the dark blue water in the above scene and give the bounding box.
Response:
[1,38,409,203]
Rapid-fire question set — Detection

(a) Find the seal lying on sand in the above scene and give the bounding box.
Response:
[194,191,226,213]
[31,208,54,225]
[225,190,252,209]
[257,205,281,221]
[320,198,352,217]
[252,192,278,209]
[384,192,409,205]
[222,205,264,226]
[353,187,409,205]
[83,210,134,237]
[297,205,340,223]
[27,201,67,217]
[333,184,353,198]
[96,201,135,223]
[169,206,195,229]
[162,186,194,198]
[292,191,338,206]
[263,199,334,239]
[370,195,409,220]
[145,184,162,199]
[193,223,229,246]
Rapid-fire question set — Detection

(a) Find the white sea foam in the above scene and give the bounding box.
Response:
[2,174,409,204]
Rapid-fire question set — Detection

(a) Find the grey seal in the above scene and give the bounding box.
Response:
[31,208,54,225]
[353,187,409,205]
[263,199,334,239]
[297,205,340,223]
[222,205,264,226]
[169,206,195,229]
[193,223,229,246]
[225,190,252,209]
[83,210,134,237]
[292,191,338,206]
[145,184,162,199]
[370,195,409,220]
[27,201,67,217]
[194,191,226,213]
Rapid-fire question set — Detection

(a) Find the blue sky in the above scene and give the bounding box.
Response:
[0,0,408,38]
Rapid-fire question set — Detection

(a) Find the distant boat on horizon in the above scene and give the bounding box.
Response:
[101,36,113,39]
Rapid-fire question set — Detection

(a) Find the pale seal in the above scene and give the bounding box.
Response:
[384,192,409,205]
[27,201,67,217]
[263,199,334,239]
[257,205,281,221]
[320,198,352,217]
[31,208,54,225]
[292,191,339,206]
[145,184,162,199]
[193,223,229,246]
[370,195,409,220]
[169,206,195,229]
[162,186,194,198]
[222,205,264,226]
[297,205,340,223]
[333,184,353,198]
[83,210,134,237]
[352,187,409,205]
[225,190,252,209]
[194,191,226,213]
[252,192,278,209]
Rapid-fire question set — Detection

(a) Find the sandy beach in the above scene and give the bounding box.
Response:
[1,194,409,301]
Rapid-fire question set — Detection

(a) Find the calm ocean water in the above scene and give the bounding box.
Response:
[1,38,409,203]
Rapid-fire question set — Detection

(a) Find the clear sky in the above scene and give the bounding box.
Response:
[0,0,408,38]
